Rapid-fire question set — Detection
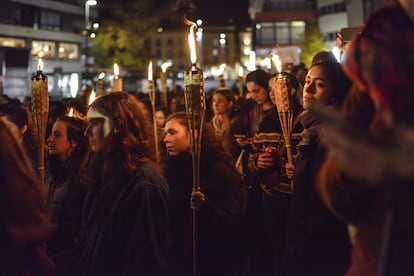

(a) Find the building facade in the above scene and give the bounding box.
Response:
[249,0,388,68]
[248,0,319,70]
[149,23,252,91]
[0,0,96,101]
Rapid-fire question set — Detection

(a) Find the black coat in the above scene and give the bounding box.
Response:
[45,160,87,269]
[63,162,169,276]
[166,149,246,276]
[285,111,351,276]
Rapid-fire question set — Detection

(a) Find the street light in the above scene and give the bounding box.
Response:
[85,0,97,30]
[84,0,97,70]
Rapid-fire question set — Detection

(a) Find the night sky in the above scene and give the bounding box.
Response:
[164,0,251,27]
[192,0,250,26]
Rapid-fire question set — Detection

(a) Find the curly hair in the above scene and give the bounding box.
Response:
[87,92,156,176]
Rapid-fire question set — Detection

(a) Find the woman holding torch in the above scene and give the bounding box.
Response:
[163,112,246,276]
[284,51,352,276]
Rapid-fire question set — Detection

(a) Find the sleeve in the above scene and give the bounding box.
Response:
[317,152,378,225]
[200,162,246,225]
[123,175,168,276]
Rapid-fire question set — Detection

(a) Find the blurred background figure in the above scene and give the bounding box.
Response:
[0,103,39,173]
[45,115,89,273]
[291,62,307,88]
[209,87,248,162]
[0,119,55,275]
[237,69,277,275]
[154,107,168,147]
[318,3,414,275]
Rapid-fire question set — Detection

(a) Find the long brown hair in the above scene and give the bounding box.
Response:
[87,92,157,176]
[0,119,53,272]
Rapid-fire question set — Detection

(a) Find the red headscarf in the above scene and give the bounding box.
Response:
[343,4,414,115]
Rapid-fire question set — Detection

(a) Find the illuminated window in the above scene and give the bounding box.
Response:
[0,37,26,48]
[31,40,56,59]
[58,43,78,60]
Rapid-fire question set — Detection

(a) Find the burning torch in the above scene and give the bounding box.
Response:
[184,19,206,276]
[272,54,294,189]
[31,58,49,187]
[112,63,123,92]
[161,62,171,108]
[147,61,159,159]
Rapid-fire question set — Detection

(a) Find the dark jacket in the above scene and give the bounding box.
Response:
[46,159,88,270]
[63,161,169,276]
[285,111,351,276]
[166,148,246,276]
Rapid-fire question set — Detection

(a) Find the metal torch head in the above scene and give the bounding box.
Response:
[31,72,49,114]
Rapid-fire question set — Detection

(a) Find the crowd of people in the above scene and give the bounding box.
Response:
[1,2,413,275]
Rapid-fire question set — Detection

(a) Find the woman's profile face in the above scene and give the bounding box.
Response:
[163,118,191,157]
[84,107,113,153]
[246,81,269,105]
[212,93,232,115]
[47,121,75,162]
[155,110,166,128]
[302,65,333,110]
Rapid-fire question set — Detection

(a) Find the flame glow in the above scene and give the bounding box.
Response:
[238,66,244,77]
[98,72,105,79]
[88,89,96,106]
[188,22,198,65]
[68,107,74,117]
[161,62,172,73]
[272,54,282,73]
[148,61,153,81]
[38,58,44,71]
[113,63,119,77]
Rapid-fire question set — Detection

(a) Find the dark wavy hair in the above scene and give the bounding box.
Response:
[87,92,156,176]
[310,51,352,107]
[0,103,38,155]
[47,116,88,183]
[246,69,271,91]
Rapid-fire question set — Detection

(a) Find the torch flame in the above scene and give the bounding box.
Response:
[238,66,244,77]
[272,54,282,73]
[161,62,172,73]
[113,63,119,77]
[187,22,198,65]
[38,58,44,71]
[148,61,153,81]
[98,72,105,79]
[88,89,96,106]
[68,107,74,117]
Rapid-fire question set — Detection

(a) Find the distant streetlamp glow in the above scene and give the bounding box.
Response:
[85,0,97,30]
[84,0,97,71]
